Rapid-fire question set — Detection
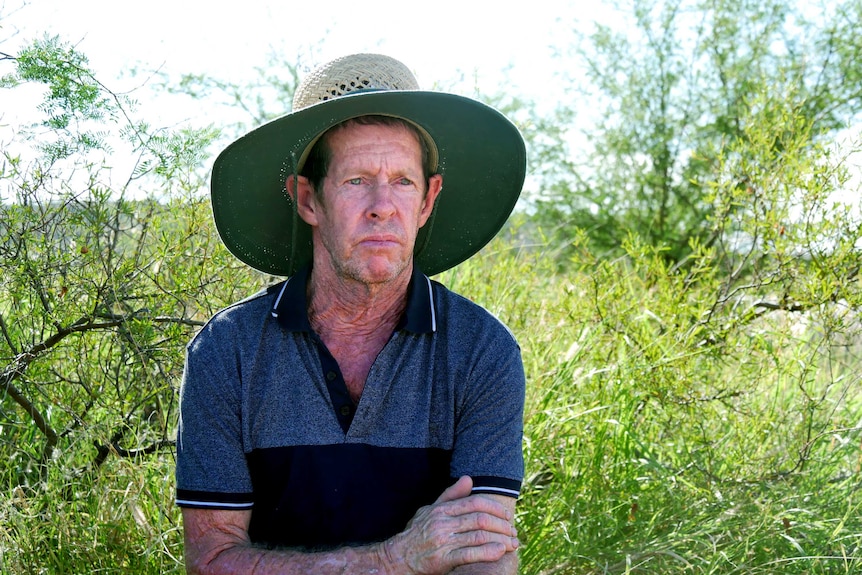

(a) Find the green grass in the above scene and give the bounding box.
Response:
[1,456,184,574]
[1,238,860,574]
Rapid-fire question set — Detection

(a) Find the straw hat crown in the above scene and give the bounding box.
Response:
[293,54,420,111]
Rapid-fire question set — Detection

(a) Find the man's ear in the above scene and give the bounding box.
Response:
[286,174,319,226]
[419,174,443,227]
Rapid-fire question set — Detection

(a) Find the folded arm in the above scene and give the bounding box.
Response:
[182,476,519,575]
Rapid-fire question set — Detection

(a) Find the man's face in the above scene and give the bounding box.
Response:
[299,121,442,286]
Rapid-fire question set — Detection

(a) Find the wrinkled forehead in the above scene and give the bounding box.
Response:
[325,121,425,172]
[305,115,437,175]
[326,117,422,148]
[296,114,438,175]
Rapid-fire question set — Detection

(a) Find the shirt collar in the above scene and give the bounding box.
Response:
[270,265,312,332]
[271,265,436,334]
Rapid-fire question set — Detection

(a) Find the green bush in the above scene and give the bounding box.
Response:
[1,30,859,575]
[445,228,860,574]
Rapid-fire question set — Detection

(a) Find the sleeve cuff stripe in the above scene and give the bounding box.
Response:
[471,486,520,497]
[176,498,254,509]
[175,489,254,509]
[468,476,522,498]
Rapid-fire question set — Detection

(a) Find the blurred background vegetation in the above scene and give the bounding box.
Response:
[1,0,860,572]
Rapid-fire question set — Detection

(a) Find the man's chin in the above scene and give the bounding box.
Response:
[347,258,411,286]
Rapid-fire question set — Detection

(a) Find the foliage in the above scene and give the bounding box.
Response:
[1,34,115,159]
[0,37,262,495]
[155,44,322,140]
[1,18,861,575]
[530,0,862,263]
[446,46,862,571]
[443,227,861,575]
[490,79,861,572]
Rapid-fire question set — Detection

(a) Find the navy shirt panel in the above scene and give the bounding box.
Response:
[247,444,452,549]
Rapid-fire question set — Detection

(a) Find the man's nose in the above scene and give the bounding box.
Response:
[366,182,397,220]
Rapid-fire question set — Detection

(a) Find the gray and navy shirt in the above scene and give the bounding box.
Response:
[175,266,525,549]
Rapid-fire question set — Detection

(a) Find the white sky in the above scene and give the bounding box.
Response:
[1,0,582,125]
[1,0,858,210]
[0,0,593,202]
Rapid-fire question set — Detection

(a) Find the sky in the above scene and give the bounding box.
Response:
[2,0,859,208]
[1,0,582,126]
[0,0,593,202]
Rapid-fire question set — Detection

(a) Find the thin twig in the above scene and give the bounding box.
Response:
[0,311,18,355]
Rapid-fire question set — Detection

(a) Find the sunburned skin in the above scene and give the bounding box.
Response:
[307,279,404,402]
[291,122,442,290]
[292,122,443,402]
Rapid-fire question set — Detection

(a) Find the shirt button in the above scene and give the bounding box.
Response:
[326,371,337,381]
[340,405,351,416]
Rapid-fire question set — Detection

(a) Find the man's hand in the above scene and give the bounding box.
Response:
[380,476,519,575]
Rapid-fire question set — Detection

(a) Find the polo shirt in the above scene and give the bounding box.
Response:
[175,266,525,550]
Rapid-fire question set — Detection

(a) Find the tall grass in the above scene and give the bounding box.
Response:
[1,455,184,574]
[1,235,859,573]
[444,235,861,574]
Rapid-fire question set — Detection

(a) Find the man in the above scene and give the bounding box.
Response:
[176,53,527,574]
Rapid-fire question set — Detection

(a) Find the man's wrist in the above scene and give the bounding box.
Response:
[311,541,405,575]
[375,536,409,575]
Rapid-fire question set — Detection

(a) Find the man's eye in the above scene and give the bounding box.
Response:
[347,178,362,185]
[398,178,413,186]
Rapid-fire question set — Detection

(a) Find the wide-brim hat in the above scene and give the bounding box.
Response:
[210,53,526,277]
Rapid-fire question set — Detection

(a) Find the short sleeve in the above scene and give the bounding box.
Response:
[175,319,255,510]
[449,314,525,498]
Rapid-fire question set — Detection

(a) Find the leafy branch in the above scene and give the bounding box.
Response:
[1,311,201,483]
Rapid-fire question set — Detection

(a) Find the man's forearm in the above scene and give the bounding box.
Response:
[189,539,518,575]
[188,542,396,575]
[183,507,400,575]
[183,479,518,575]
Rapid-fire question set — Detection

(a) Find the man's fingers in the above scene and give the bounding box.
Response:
[428,508,520,554]
[392,478,519,573]
[449,510,517,539]
[436,492,514,526]
[455,527,520,553]
[445,540,511,566]
[434,478,515,525]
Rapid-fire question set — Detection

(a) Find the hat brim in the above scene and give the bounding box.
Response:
[210,90,526,277]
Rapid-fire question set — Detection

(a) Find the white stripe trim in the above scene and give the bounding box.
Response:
[271,278,291,318]
[425,276,437,332]
[471,486,520,497]
[175,499,254,509]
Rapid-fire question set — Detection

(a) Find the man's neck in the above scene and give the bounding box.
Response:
[306,263,413,403]
[306,264,411,341]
